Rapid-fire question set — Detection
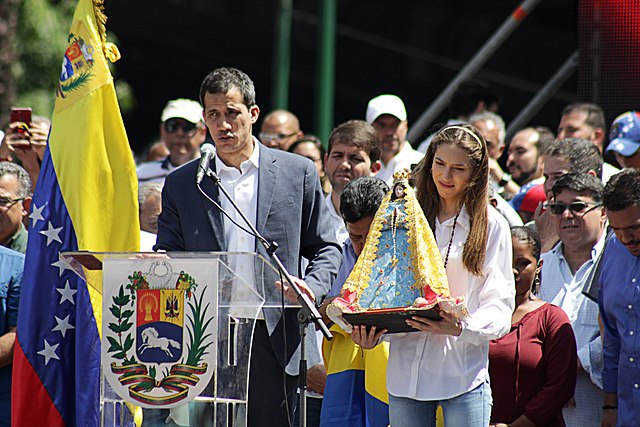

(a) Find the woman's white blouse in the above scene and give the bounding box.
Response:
[385,205,515,400]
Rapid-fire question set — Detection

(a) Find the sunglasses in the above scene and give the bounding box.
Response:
[548,201,601,216]
[0,197,24,208]
[164,120,198,134]
[259,132,298,142]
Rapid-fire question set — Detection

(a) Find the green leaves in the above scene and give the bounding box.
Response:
[123,335,134,352]
[112,285,130,307]
[184,287,212,367]
[106,284,134,360]
[107,336,120,353]
[109,305,121,318]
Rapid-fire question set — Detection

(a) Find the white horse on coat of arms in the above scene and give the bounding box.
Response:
[138,327,181,357]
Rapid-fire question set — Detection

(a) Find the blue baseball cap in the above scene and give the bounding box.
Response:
[606,111,640,157]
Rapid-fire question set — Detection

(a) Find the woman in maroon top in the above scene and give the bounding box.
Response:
[489,226,577,427]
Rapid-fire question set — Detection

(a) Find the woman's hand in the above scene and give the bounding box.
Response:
[350,325,386,349]
[406,309,462,336]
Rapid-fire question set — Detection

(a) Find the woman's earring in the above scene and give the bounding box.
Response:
[532,274,541,295]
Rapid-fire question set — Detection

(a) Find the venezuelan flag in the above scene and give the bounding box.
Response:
[321,324,390,427]
[322,325,445,427]
[11,0,139,425]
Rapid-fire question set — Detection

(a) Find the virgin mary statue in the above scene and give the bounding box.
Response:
[328,170,466,332]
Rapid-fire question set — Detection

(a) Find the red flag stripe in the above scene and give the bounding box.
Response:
[11,340,65,427]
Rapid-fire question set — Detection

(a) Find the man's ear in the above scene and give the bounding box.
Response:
[22,197,32,217]
[593,127,605,146]
[370,160,382,174]
[250,105,260,124]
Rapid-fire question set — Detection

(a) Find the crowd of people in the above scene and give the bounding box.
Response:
[2,65,640,427]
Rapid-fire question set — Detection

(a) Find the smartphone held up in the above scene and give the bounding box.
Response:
[8,107,33,149]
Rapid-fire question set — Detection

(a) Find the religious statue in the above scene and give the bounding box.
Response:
[327,170,467,333]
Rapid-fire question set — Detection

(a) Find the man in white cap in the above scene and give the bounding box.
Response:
[605,111,640,170]
[137,98,207,183]
[366,94,424,185]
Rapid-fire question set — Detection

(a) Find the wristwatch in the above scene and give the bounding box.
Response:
[498,173,511,187]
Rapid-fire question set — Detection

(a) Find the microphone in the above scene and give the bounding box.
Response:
[196,143,216,185]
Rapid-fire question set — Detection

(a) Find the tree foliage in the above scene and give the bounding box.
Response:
[4,0,134,124]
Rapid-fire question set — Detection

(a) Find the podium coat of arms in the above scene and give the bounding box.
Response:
[102,259,217,408]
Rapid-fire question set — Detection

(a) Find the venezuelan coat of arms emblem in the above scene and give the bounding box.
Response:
[102,259,217,408]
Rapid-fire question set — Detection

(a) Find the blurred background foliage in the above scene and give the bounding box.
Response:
[1,0,134,125]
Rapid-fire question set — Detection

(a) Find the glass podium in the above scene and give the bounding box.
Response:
[61,251,300,427]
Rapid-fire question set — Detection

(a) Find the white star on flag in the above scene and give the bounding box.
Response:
[37,339,60,365]
[40,221,63,246]
[52,315,75,338]
[56,281,77,305]
[29,203,46,227]
[51,257,73,276]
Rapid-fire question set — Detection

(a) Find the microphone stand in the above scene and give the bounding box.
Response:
[200,167,332,427]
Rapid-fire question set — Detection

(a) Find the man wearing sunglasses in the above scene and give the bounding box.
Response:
[598,168,640,427]
[137,98,207,183]
[539,173,607,427]
[535,138,604,253]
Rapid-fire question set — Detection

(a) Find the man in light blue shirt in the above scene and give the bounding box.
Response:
[599,168,640,427]
[0,245,26,426]
[539,173,606,427]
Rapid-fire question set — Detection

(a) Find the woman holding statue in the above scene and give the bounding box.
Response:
[352,124,515,427]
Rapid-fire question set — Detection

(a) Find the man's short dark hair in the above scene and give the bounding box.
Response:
[328,120,382,164]
[0,162,31,198]
[340,177,389,224]
[544,138,603,179]
[603,168,640,212]
[552,173,604,203]
[448,80,499,119]
[562,103,606,134]
[199,67,256,107]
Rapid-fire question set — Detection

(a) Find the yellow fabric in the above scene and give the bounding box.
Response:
[50,0,139,423]
[323,324,389,404]
[50,0,139,338]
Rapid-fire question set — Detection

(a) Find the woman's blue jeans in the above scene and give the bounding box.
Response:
[388,381,492,427]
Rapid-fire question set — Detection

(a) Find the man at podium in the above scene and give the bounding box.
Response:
[156,67,342,426]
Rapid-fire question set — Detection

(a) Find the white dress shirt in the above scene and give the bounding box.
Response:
[385,206,514,400]
[324,193,349,245]
[376,142,424,185]
[139,230,157,251]
[216,140,261,317]
[539,233,605,426]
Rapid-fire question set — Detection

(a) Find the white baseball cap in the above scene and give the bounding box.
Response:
[366,94,407,124]
[161,99,203,124]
